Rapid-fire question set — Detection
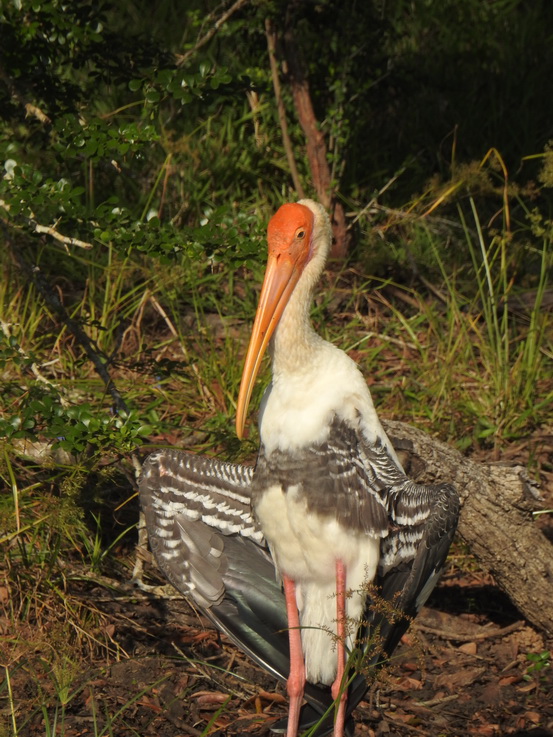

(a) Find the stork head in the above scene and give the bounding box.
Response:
[236,199,330,438]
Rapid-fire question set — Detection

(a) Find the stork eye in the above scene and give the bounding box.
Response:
[295,228,306,239]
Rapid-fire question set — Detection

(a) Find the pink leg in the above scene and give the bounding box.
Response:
[283,575,305,737]
[331,560,347,737]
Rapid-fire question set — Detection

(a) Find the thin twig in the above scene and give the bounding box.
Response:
[176,0,249,66]
[1,199,94,249]
[32,221,93,249]
[415,620,524,642]
[348,171,405,228]
[148,292,179,338]
[416,693,459,708]
[157,153,173,220]
[382,715,429,735]
[418,274,449,304]
[0,319,65,396]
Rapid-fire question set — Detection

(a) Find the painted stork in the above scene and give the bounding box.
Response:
[140,199,459,736]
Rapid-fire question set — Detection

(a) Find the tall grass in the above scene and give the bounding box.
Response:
[347,202,552,449]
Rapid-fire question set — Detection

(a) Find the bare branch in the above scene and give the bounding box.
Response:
[265,18,305,198]
[9,240,129,416]
[416,619,524,642]
[32,222,94,249]
[176,0,250,67]
[282,20,350,258]
[0,200,94,249]
[282,23,331,209]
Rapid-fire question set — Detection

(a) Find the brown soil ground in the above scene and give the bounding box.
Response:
[10,568,553,737]
[5,436,553,737]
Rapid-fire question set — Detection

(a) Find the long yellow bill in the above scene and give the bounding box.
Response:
[235,252,303,438]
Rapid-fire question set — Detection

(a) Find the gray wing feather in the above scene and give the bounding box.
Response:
[140,450,339,725]
[347,438,460,666]
[174,516,226,606]
[140,449,263,608]
[254,416,390,536]
[354,437,459,579]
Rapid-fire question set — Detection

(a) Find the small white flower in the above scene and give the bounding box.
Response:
[4,159,17,180]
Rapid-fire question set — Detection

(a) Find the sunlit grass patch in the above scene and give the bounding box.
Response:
[346,173,552,452]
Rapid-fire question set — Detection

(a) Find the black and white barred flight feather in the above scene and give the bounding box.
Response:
[139,438,459,736]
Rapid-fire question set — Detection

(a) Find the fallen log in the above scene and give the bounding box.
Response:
[384,419,553,637]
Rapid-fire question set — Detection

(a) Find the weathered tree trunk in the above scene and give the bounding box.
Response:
[383,419,553,637]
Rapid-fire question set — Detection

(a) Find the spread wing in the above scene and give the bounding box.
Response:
[139,443,459,735]
[139,449,337,726]
[355,439,460,667]
[140,449,261,607]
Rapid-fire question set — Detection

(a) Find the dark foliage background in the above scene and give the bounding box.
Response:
[0,2,552,733]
